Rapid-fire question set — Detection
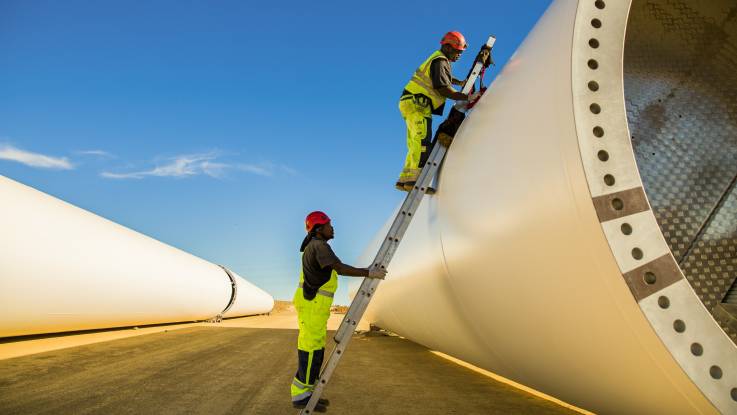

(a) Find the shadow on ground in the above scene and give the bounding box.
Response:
[0,327,578,414]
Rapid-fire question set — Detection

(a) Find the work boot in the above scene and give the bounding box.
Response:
[437,132,454,147]
[292,397,329,412]
[395,181,408,191]
[402,181,416,192]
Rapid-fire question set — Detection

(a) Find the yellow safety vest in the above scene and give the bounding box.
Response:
[403,50,449,112]
[298,257,338,299]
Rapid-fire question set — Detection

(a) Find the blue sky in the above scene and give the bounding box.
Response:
[0,0,551,305]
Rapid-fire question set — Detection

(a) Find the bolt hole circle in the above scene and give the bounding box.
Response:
[597,150,609,161]
[593,126,605,137]
[604,174,615,186]
[658,296,670,309]
[588,59,599,70]
[620,223,632,235]
[588,80,600,91]
[709,365,722,379]
[632,247,644,260]
[591,18,602,28]
[611,198,624,211]
[690,343,703,356]
[590,103,601,114]
[595,0,606,9]
[589,38,600,48]
[644,272,656,285]
[673,319,686,333]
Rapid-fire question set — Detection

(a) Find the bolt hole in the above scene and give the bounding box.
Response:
[597,150,609,161]
[591,18,602,28]
[673,319,686,333]
[589,38,600,48]
[611,198,624,211]
[710,365,722,379]
[621,223,632,235]
[604,174,615,186]
[644,272,656,285]
[731,388,737,402]
[590,103,601,114]
[588,59,599,70]
[588,80,600,91]
[593,126,604,137]
[595,0,605,9]
[658,296,670,309]
[632,247,644,260]
[690,343,703,356]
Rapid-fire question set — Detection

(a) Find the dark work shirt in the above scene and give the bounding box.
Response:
[301,238,340,300]
[430,56,452,90]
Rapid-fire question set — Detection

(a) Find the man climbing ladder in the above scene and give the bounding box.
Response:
[291,211,386,412]
[396,31,475,192]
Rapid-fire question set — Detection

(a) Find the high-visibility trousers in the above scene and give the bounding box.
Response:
[290,288,333,402]
[398,94,433,183]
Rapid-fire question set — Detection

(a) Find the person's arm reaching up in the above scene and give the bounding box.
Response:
[332,262,386,279]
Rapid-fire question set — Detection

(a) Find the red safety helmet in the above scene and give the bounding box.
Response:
[305,211,331,232]
[440,31,467,51]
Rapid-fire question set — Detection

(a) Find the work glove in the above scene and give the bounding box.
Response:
[467,87,486,109]
[454,90,481,112]
[438,132,454,147]
[368,267,387,279]
[468,90,483,103]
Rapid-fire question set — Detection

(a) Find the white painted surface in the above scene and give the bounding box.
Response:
[356,0,734,413]
[0,175,273,337]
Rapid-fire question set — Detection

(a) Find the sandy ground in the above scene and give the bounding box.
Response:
[0,306,590,414]
[0,302,358,361]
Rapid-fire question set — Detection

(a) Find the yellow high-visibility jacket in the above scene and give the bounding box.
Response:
[403,50,448,115]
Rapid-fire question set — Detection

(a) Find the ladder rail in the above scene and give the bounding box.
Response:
[304,150,444,414]
[300,35,495,414]
[333,143,444,344]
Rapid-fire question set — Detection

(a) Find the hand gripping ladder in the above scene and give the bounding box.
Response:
[300,35,496,414]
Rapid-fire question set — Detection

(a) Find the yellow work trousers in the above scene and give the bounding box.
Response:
[290,289,332,403]
[398,95,433,183]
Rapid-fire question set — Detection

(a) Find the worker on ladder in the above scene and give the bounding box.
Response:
[291,211,387,412]
[396,31,472,192]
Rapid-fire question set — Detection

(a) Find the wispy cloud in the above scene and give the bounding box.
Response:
[76,149,115,158]
[235,163,273,176]
[0,144,74,170]
[101,152,280,180]
[278,164,298,176]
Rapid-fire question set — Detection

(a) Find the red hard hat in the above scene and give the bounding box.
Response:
[305,211,331,232]
[440,31,467,51]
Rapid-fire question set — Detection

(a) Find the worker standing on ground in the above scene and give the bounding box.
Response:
[291,211,387,412]
[396,31,471,192]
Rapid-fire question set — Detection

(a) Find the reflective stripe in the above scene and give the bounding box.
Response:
[410,70,445,103]
[292,378,312,390]
[403,51,449,110]
[292,391,312,402]
[318,290,334,298]
[298,282,335,298]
